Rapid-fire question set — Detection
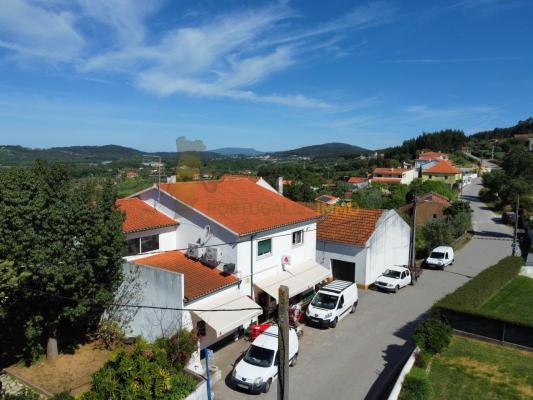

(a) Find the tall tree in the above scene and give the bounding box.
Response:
[0,162,124,362]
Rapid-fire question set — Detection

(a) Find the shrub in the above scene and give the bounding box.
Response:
[81,338,197,400]
[50,393,75,400]
[434,256,523,312]
[93,319,125,350]
[413,319,452,355]
[414,351,430,369]
[399,367,432,400]
[155,329,197,369]
[0,389,40,400]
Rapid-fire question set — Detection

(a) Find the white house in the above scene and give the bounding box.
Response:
[372,167,417,185]
[117,177,329,352]
[315,207,410,288]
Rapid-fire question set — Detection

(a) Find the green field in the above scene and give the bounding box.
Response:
[479,276,533,326]
[429,336,533,399]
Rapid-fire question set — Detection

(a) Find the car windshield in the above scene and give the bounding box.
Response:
[243,345,275,368]
[382,269,401,279]
[430,252,445,259]
[311,292,338,310]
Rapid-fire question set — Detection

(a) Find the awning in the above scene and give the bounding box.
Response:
[191,291,262,338]
[255,260,331,302]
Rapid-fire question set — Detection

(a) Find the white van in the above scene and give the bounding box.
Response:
[231,325,298,394]
[426,246,455,269]
[305,280,358,328]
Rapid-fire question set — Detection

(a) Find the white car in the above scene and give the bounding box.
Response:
[374,266,412,292]
[231,325,298,394]
[305,280,358,328]
[425,246,454,269]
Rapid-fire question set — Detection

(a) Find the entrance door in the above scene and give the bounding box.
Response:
[331,259,356,282]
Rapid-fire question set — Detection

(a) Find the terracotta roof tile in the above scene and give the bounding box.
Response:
[423,160,461,174]
[372,177,402,183]
[159,180,318,235]
[219,174,261,183]
[134,251,239,302]
[314,206,384,246]
[418,151,448,161]
[348,177,368,184]
[373,167,410,176]
[117,198,178,233]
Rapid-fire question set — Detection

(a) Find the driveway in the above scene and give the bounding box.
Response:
[211,178,513,400]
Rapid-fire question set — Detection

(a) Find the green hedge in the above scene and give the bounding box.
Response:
[399,366,432,400]
[434,256,523,313]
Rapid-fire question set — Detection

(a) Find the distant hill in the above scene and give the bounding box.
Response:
[470,118,533,140]
[210,147,264,156]
[276,142,371,158]
[0,144,221,166]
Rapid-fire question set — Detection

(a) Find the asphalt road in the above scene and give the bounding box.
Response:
[212,178,514,400]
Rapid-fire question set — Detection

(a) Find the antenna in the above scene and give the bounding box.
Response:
[142,155,162,207]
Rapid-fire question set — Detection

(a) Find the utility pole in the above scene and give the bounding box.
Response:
[512,195,519,256]
[278,285,289,400]
[409,197,418,271]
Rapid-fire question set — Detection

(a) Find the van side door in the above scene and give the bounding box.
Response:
[337,294,346,317]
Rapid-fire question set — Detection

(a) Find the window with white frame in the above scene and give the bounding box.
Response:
[126,234,159,256]
[292,230,303,246]
[257,238,272,257]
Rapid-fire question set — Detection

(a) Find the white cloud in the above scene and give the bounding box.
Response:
[0,1,395,109]
[404,105,498,120]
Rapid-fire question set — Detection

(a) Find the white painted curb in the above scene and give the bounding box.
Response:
[387,347,420,400]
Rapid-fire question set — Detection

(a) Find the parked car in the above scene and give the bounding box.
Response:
[425,246,454,269]
[231,325,299,394]
[374,266,412,292]
[305,280,358,328]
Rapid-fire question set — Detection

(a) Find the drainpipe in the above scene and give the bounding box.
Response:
[250,234,255,299]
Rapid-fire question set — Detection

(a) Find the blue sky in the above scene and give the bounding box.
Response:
[0,0,532,152]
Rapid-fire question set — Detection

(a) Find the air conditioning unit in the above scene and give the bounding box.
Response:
[204,247,222,267]
[187,243,204,260]
[223,263,236,274]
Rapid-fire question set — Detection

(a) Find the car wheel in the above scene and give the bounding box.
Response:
[330,317,338,328]
[290,353,298,367]
[263,378,272,393]
[350,301,358,314]
[394,285,399,293]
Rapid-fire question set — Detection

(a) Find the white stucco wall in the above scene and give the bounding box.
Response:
[121,262,185,342]
[316,210,410,286]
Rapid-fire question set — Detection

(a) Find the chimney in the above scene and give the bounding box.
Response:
[277,176,284,195]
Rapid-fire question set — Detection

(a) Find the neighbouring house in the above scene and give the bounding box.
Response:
[118,177,329,353]
[372,167,416,185]
[315,206,410,288]
[399,192,451,226]
[347,176,370,189]
[315,194,339,205]
[126,170,139,179]
[421,160,462,186]
[414,151,449,170]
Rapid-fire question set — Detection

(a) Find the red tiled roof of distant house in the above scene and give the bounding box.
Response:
[400,192,451,213]
[315,194,339,205]
[418,151,448,161]
[315,206,384,246]
[282,179,294,185]
[372,177,402,184]
[347,177,368,184]
[159,180,318,235]
[134,251,239,302]
[423,160,461,174]
[373,167,410,176]
[117,198,178,233]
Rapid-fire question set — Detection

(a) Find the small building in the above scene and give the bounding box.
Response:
[414,151,448,169]
[315,194,339,205]
[347,176,370,189]
[421,160,462,185]
[399,192,451,226]
[372,167,416,185]
[126,170,139,179]
[315,207,410,288]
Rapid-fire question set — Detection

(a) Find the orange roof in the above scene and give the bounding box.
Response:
[219,174,261,183]
[348,177,368,184]
[134,251,239,302]
[400,192,451,213]
[372,177,402,183]
[159,180,318,235]
[315,194,339,204]
[117,198,178,233]
[373,167,410,176]
[316,207,384,246]
[418,151,448,161]
[423,160,461,174]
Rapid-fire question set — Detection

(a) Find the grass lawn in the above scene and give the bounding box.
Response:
[479,276,533,326]
[429,336,533,399]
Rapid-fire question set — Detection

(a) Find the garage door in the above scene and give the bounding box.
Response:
[331,259,355,282]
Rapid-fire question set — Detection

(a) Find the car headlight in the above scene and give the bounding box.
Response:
[254,377,263,386]
[324,312,332,319]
